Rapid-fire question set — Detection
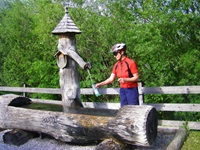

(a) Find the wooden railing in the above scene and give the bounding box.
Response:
[0,85,200,130]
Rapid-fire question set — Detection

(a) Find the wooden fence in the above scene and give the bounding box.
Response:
[0,84,200,130]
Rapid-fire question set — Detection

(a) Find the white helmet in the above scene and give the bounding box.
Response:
[110,43,126,53]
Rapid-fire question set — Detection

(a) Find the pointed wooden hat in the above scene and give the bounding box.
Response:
[52,7,81,34]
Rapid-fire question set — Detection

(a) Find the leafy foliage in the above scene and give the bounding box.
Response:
[0,0,199,107]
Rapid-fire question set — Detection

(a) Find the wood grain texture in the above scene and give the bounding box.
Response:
[0,95,157,146]
[1,85,200,95]
[166,128,188,150]
[57,35,85,110]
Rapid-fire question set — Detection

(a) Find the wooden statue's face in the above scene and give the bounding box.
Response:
[58,37,68,51]
[58,35,75,52]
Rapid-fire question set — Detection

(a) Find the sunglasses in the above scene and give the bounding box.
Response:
[113,52,119,56]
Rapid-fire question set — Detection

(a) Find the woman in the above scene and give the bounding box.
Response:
[96,43,139,107]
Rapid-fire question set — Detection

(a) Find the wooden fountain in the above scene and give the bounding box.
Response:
[0,7,157,149]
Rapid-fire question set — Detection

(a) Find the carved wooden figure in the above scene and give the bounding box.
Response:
[52,8,91,111]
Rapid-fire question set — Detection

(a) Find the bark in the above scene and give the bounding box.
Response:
[57,35,84,110]
[166,128,188,150]
[0,94,157,146]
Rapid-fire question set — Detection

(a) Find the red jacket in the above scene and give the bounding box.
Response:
[112,57,138,88]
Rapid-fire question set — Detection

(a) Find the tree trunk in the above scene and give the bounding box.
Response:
[0,94,157,146]
[57,35,84,110]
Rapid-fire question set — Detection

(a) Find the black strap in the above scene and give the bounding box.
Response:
[125,61,133,78]
[115,61,133,78]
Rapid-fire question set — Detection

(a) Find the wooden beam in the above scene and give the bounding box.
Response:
[0,86,200,95]
[144,103,200,112]
[158,120,200,130]
[166,128,188,150]
[31,98,62,105]
[0,87,60,94]
[142,86,200,94]
[31,99,200,113]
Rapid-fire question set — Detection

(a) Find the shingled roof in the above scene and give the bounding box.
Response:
[52,7,81,34]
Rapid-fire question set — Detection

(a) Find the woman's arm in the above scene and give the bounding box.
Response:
[96,73,116,88]
[118,73,139,83]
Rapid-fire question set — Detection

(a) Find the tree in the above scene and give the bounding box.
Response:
[0,0,199,106]
[0,0,63,99]
[0,0,35,86]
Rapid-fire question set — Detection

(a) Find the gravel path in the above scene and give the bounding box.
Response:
[0,130,175,150]
[136,132,175,150]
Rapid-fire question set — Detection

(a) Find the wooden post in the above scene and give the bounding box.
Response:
[22,82,26,97]
[0,94,158,146]
[57,34,84,110]
[52,8,91,111]
[138,81,144,105]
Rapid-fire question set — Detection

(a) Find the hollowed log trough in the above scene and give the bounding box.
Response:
[0,94,157,146]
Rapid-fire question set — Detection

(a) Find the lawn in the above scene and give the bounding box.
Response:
[182,131,200,150]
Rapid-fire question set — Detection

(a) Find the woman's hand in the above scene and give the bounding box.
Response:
[95,83,101,88]
[118,78,125,83]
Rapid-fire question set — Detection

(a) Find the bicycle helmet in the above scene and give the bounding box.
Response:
[110,43,126,53]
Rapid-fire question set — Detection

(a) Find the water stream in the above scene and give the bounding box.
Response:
[87,69,94,84]
[87,69,101,97]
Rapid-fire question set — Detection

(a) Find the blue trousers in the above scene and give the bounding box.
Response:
[120,87,139,107]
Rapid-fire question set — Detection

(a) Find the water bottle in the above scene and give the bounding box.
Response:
[92,83,101,97]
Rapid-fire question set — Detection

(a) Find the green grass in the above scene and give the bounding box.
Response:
[182,131,200,150]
